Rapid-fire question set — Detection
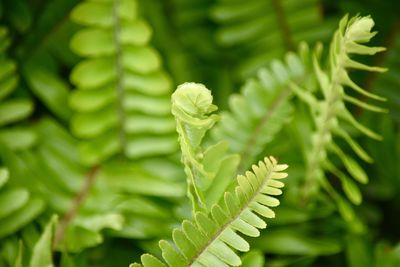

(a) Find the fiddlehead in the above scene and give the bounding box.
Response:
[171,82,219,212]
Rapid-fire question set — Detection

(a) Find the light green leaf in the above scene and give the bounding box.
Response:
[0,99,33,126]
[0,197,45,238]
[24,66,72,121]
[0,188,30,219]
[29,215,58,267]
[0,127,37,150]
[0,167,9,189]
[341,176,362,205]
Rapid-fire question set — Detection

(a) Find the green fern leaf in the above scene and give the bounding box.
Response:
[69,0,178,166]
[296,15,387,206]
[0,26,37,151]
[211,0,335,79]
[131,156,288,267]
[212,44,313,172]
[29,215,57,267]
[0,27,45,242]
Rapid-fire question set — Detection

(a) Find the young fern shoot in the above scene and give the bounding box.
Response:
[292,15,387,205]
[171,83,219,212]
[131,84,288,266]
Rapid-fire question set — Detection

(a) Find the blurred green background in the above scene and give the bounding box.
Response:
[0,0,399,266]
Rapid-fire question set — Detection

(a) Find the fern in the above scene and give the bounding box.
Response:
[27,215,57,267]
[69,0,178,165]
[1,214,57,267]
[293,15,387,207]
[171,82,242,213]
[0,26,46,242]
[0,167,45,240]
[171,82,219,212]
[0,2,396,266]
[131,156,288,267]
[0,27,36,151]
[0,118,125,252]
[211,44,313,172]
[211,0,335,79]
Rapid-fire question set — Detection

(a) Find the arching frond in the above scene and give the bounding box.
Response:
[131,156,288,267]
[0,27,45,242]
[69,0,178,166]
[0,27,36,151]
[296,15,387,208]
[211,44,314,172]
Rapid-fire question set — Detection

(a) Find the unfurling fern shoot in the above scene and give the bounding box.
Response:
[171,83,219,212]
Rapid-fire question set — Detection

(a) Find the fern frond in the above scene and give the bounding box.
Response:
[0,118,126,251]
[298,15,387,205]
[0,27,36,151]
[69,0,178,166]
[211,0,335,79]
[131,156,288,267]
[0,27,45,241]
[33,119,179,248]
[212,44,313,172]
[0,167,45,239]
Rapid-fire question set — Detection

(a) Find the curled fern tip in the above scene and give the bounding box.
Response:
[172,82,217,117]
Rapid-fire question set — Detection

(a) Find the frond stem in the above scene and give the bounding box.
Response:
[271,0,294,50]
[175,120,206,213]
[238,88,290,173]
[53,165,99,248]
[302,47,346,201]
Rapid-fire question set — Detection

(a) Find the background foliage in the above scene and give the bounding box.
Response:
[0,0,399,266]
